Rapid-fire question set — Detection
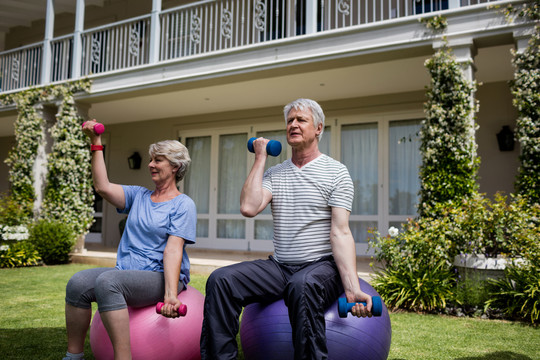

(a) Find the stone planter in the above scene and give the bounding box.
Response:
[453,254,516,283]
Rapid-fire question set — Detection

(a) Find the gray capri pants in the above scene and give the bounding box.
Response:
[65,267,184,312]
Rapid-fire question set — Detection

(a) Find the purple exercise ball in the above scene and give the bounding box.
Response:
[240,278,391,360]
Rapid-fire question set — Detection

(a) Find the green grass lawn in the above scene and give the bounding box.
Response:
[0,264,538,360]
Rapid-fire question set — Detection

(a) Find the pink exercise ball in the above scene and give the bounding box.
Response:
[90,285,204,360]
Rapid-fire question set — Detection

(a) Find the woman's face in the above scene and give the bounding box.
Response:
[148,155,178,184]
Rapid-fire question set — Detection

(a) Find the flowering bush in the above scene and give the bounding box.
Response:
[0,225,29,241]
[0,194,41,268]
[512,30,540,205]
[368,219,455,312]
[428,193,538,258]
[419,40,479,218]
[419,14,448,32]
[0,79,94,237]
[40,85,94,236]
[369,193,540,321]
[2,93,42,219]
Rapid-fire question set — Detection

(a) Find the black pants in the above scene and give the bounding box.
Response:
[200,255,344,360]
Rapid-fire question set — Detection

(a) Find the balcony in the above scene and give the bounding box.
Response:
[0,0,498,94]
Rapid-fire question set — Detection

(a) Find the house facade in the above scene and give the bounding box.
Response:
[0,0,534,256]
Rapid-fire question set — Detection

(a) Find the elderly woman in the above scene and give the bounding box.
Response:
[63,120,196,360]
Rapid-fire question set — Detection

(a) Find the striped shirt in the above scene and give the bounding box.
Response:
[262,154,354,264]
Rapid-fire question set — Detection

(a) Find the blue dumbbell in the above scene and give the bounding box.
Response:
[247,137,282,157]
[338,296,383,318]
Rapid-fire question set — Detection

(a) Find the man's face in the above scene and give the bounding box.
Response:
[286,108,322,147]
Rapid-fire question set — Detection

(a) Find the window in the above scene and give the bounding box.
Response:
[179,114,421,254]
[181,126,285,251]
[389,119,421,217]
[217,133,247,239]
[184,136,211,237]
[341,123,378,243]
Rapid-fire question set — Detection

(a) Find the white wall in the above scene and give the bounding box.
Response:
[476,81,520,198]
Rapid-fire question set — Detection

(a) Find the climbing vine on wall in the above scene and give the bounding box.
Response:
[0,79,94,235]
[509,3,540,205]
[1,91,43,222]
[419,37,480,218]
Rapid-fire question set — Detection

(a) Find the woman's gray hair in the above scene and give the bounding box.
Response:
[148,140,191,183]
[283,98,325,141]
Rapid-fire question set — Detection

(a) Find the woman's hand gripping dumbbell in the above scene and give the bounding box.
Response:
[156,302,187,317]
[82,121,105,135]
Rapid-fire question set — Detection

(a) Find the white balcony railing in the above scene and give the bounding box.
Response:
[51,35,73,82]
[81,15,151,76]
[0,43,43,92]
[0,0,498,93]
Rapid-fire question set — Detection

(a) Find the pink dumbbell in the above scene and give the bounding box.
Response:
[155,302,187,317]
[82,121,105,135]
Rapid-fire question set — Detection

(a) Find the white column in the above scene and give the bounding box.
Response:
[32,104,55,218]
[41,0,55,85]
[434,37,477,82]
[75,101,91,120]
[71,0,85,79]
[149,0,162,64]
[513,29,533,54]
[305,0,318,34]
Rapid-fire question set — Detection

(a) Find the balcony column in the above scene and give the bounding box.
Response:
[305,0,318,34]
[434,36,478,148]
[71,0,86,79]
[41,0,55,85]
[513,29,533,54]
[32,103,55,218]
[434,36,477,82]
[149,0,162,64]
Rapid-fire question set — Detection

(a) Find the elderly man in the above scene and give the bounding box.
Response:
[200,98,372,360]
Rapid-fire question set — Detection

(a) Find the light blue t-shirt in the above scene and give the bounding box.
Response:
[116,185,197,286]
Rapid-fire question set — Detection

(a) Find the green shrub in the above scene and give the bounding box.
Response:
[484,199,540,324]
[28,220,76,265]
[0,194,32,226]
[369,193,539,316]
[429,193,536,259]
[454,274,491,309]
[486,262,540,325]
[0,241,41,268]
[371,259,455,312]
[369,218,456,312]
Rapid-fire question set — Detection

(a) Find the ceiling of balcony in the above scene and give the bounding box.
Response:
[0,0,105,33]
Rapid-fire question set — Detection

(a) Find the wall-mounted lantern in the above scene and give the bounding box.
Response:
[496,126,515,152]
[128,152,142,169]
